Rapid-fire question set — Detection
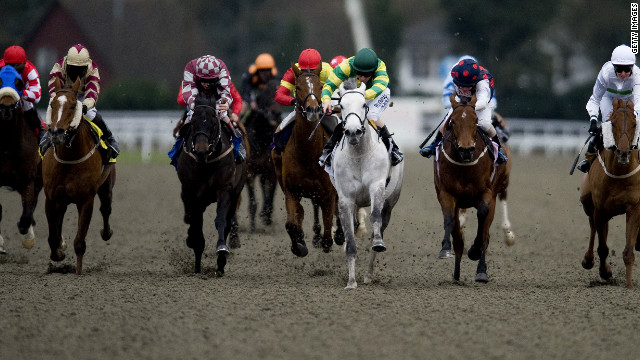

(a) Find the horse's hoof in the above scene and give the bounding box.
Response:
[216,245,229,256]
[21,226,35,249]
[100,229,113,241]
[312,234,322,248]
[475,273,489,283]
[438,249,454,259]
[372,240,386,252]
[345,281,357,289]
[50,251,65,262]
[582,258,594,270]
[504,230,515,246]
[599,268,613,280]
[467,246,482,261]
[291,243,308,257]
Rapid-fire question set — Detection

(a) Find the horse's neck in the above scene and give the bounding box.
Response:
[0,115,29,149]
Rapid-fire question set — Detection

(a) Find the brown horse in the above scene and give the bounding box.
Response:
[42,78,116,274]
[580,98,640,289]
[0,83,42,253]
[271,63,340,256]
[177,91,247,275]
[244,78,281,232]
[433,94,512,282]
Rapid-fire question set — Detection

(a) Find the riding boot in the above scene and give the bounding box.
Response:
[39,131,52,156]
[419,131,443,158]
[272,123,294,155]
[491,134,508,165]
[318,121,344,166]
[24,108,45,142]
[379,125,404,166]
[92,112,120,159]
[577,136,599,173]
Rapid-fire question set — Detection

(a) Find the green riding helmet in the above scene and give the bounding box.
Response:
[352,48,378,74]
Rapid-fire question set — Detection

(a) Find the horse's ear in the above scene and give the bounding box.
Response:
[292,63,301,77]
[313,61,322,76]
[627,98,635,111]
[449,93,457,107]
[470,94,477,106]
[53,77,62,92]
[14,78,24,92]
[72,77,81,93]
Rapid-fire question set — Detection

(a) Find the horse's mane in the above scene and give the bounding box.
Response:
[343,77,358,90]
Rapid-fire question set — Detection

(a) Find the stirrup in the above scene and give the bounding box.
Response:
[318,149,332,166]
[496,151,507,165]
[576,159,590,173]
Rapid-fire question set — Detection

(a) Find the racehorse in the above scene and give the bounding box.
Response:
[42,78,116,274]
[580,98,640,289]
[0,76,41,253]
[271,63,340,256]
[177,91,247,275]
[330,78,404,289]
[433,93,512,282]
[244,78,281,232]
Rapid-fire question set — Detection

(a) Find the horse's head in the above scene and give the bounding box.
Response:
[47,77,83,147]
[187,92,221,162]
[338,78,368,145]
[293,63,323,122]
[448,93,478,162]
[606,98,637,165]
[256,79,282,127]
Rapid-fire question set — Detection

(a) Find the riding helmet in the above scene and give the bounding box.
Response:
[66,44,91,66]
[195,55,222,79]
[298,49,321,70]
[451,59,482,87]
[3,45,26,64]
[254,53,277,75]
[611,44,636,65]
[352,48,378,74]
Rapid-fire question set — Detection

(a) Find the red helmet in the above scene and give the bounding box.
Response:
[298,49,321,69]
[3,45,26,64]
[330,55,347,69]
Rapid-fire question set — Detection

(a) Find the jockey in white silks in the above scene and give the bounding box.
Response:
[577,44,640,173]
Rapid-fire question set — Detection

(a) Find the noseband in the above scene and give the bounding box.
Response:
[340,90,369,133]
[295,72,322,120]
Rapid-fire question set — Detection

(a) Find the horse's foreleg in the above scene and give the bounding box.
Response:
[97,172,114,241]
[369,182,387,252]
[499,196,515,246]
[623,210,640,289]
[285,192,307,257]
[470,196,495,283]
[338,198,358,289]
[312,203,322,248]
[246,175,258,232]
[582,214,597,270]
[259,174,275,226]
[45,198,67,262]
[438,192,456,260]
[0,203,5,254]
[74,198,95,275]
[319,194,336,253]
[18,183,38,249]
[594,212,612,281]
[214,191,233,256]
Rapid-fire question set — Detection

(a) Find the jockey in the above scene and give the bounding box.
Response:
[169,55,246,167]
[577,44,640,173]
[441,55,498,111]
[420,58,508,164]
[240,53,278,115]
[0,45,44,140]
[319,48,403,167]
[41,44,119,161]
[271,48,334,154]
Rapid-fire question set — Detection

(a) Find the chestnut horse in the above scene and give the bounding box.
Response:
[272,63,340,256]
[433,94,512,282]
[580,98,640,289]
[42,78,116,274]
[245,78,281,232]
[177,92,247,275]
[0,81,42,253]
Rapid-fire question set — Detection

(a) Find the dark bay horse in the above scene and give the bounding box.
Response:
[244,78,281,232]
[271,63,340,256]
[0,83,42,253]
[177,92,247,275]
[580,98,640,289]
[433,94,512,282]
[42,78,115,274]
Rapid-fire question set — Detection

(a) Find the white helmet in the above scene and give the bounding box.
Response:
[611,45,636,65]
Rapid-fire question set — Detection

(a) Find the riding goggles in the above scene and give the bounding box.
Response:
[614,64,633,73]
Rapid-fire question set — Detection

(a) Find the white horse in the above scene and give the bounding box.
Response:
[329,78,404,289]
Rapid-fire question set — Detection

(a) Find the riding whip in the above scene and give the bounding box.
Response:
[419,113,448,149]
[569,134,594,175]
[308,112,327,141]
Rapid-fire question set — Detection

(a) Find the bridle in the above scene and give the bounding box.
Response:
[183,104,232,163]
[338,90,369,134]
[295,71,322,121]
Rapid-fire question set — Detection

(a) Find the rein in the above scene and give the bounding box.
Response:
[52,121,99,165]
[183,104,232,163]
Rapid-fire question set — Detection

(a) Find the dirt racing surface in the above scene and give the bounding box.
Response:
[1,153,638,359]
